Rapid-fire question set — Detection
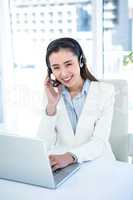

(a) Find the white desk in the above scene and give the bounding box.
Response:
[0,158,133,200]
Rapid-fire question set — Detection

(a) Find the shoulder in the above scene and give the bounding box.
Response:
[91,81,115,98]
[89,81,115,111]
[92,80,114,92]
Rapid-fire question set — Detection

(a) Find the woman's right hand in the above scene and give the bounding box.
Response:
[44,76,62,116]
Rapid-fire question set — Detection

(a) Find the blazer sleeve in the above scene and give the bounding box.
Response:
[69,83,115,163]
[36,92,58,150]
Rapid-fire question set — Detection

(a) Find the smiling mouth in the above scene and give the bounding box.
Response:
[62,76,73,83]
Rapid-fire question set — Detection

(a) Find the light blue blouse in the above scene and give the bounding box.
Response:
[61,79,90,134]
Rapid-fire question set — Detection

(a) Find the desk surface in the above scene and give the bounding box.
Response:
[0,158,133,200]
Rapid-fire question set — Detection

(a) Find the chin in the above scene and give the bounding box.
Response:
[64,82,74,89]
[61,80,72,87]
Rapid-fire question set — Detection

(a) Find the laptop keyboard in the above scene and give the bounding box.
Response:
[53,163,79,185]
[53,168,62,175]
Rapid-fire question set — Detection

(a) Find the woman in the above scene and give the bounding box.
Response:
[37,37,115,171]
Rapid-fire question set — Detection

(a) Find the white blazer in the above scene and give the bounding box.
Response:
[37,81,116,163]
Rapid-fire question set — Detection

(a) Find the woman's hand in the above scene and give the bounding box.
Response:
[44,76,62,115]
[49,153,74,171]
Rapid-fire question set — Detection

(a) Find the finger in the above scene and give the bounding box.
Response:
[52,164,60,172]
[49,158,57,167]
[44,74,49,82]
[44,76,50,86]
[57,84,62,94]
[49,155,57,163]
[44,79,50,88]
[45,80,56,93]
[51,160,57,167]
[49,154,57,158]
[49,155,52,159]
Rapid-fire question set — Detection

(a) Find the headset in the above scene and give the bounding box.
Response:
[47,68,60,87]
[46,38,86,87]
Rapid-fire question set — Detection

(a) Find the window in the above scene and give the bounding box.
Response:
[1,0,102,136]
[103,0,133,133]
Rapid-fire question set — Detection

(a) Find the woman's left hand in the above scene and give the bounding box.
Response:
[49,153,74,171]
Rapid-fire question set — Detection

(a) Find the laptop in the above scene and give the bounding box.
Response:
[0,134,80,189]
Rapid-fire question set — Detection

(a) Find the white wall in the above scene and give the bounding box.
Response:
[0,0,14,126]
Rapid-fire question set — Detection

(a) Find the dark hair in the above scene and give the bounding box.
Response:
[46,37,97,82]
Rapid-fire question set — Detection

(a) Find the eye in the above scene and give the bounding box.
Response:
[66,63,72,67]
[53,66,60,70]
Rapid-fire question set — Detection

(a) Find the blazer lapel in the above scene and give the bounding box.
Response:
[57,81,99,142]
[75,81,99,137]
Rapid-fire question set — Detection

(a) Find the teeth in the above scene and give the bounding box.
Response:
[64,78,70,81]
[63,77,72,81]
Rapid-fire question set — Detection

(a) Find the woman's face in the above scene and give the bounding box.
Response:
[49,49,83,88]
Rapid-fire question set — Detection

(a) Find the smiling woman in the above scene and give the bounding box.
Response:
[37,37,116,171]
[49,50,84,96]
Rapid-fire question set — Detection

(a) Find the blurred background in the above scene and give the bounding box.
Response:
[0,0,133,136]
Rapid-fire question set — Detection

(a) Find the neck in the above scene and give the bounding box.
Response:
[68,78,84,97]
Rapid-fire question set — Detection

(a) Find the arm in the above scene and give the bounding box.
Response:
[37,107,58,150]
[69,84,115,163]
[37,76,61,150]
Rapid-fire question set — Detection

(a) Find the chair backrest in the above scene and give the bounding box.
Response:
[103,79,128,162]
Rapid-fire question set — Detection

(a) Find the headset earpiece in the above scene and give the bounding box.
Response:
[79,55,84,68]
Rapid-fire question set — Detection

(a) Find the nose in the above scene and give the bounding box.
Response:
[60,68,68,78]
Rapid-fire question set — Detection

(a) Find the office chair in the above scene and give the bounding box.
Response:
[103,79,128,162]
